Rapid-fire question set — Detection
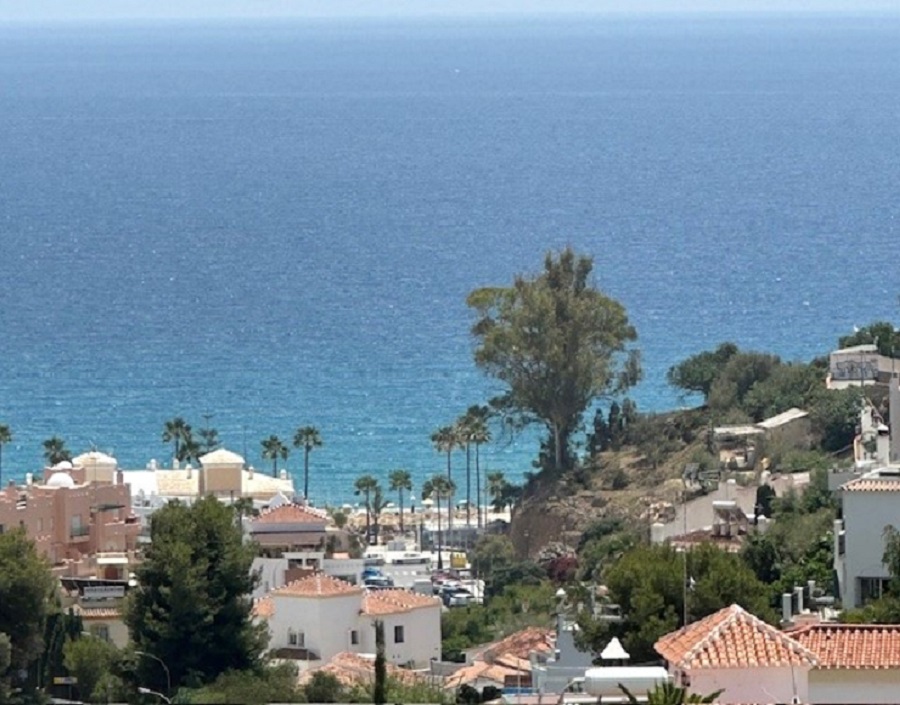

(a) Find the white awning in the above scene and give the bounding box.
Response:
[96,554,129,565]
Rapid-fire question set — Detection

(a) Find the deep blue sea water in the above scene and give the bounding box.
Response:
[1,14,899,503]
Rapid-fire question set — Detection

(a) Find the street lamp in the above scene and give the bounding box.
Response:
[138,686,172,703]
[134,651,171,696]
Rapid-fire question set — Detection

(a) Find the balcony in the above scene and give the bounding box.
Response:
[70,525,91,540]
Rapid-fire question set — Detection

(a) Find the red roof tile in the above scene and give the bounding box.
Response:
[793,624,900,669]
[655,604,817,669]
[297,652,421,687]
[842,477,900,492]
[361,589,441,615]
[253,596,275,619]
[254,504,329,525]
[271,573,362,598]
[478,627,554,663]
[71,605,122,619]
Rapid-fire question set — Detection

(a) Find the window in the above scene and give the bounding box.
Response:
[350,630,359,646]
[859,577,891,605]
[288,629,305,647]
[394,625,405,644]
[91,625,110,642]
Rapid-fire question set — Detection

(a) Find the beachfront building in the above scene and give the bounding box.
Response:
[0,463,140,577]
[253,573,441,671]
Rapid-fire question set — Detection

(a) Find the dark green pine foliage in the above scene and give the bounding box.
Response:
[124,496,267,691]
[373,620,386,705]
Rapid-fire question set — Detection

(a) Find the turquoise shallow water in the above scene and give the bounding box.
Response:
[0,15,898,502]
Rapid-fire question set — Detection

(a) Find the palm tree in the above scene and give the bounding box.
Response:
[0,424,11,487]
[422,473,455,571]
[232,496,258,520]
[620,682,723,705]
[293,426,323,503]
[162,417,191,462]
[260,435,289,477]
[388,469,413,533]
[454,416,474,529]
[42,436,72,466]
[370,484,389,545]
[431,425,462,533]
[487,471,508,513]
[354,474,379,544]
[465,406,492,529]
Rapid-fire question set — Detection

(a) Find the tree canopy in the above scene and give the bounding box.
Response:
[838,321,900,358]
[0,529,55,686]
[467,247,640,473]
[124,497,266,692]
[587,543,773,662]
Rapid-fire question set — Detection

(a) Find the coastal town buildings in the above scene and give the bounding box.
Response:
[827,344,899,390]
[253,572,442,671]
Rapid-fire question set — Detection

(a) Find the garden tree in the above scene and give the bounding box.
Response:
[422,474,455,571]
[292,426,323,502]
[354,475,379,543]
[464,405,492,528]
[467,247,641,473]
[260,434,289,476]
[124,497,266,692]
[0,632,10,704]
[388,469,413,533]
[369,484,389,545]
[373,620,386,705]
[187,664,303,704]
[667,342,739,401]
[0,529,55,692]
[595,543,772,662]
[707,352,781,416]
[742,361,825,422]
[63,635,119,703]
[621,681,722,705]
[809,386,866,453]
[470,535,516,583]
[838,321,900,358]
[42,436,71,465]
[303,671,343,703]
[35,608,83,694]
[431,424,462,532]
[576,518,638,582]
[161,417,191,461]
[0,424,10,486]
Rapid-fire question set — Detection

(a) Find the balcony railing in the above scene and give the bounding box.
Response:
[70,525,91,538]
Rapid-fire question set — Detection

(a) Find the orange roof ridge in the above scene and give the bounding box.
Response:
[255,503,329,524]
[272,572,362,597]
[792,622,900,669]
[362,589,441,615]
[656,604,818,669]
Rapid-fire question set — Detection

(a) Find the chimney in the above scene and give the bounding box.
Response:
[795,585,804,613]
[782,593,793,625]
[890,378,900,463]
[116,470,124,485]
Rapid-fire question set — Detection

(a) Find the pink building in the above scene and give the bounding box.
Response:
[0,464,140,578]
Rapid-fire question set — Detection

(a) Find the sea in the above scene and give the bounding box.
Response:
[1,13,898,505]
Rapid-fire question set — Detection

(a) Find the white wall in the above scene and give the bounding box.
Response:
[810,668,900,704]
[359,606,442,669]
[270,593,360,662]
[687,666,808,705]
[841,491,899,607]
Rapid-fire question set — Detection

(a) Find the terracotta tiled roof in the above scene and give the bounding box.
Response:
[271,573,362,598]
[793,624,900,669]
[444,661,522,690]
[842,477,900,492]
[297,652,421,687]
[479,627,554,663]
[71,605,122,619]
[655,604,818,669]
[252,596,275,619]
[362,589,442,616]
[254,504,329,525]
[669,529,745,553]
